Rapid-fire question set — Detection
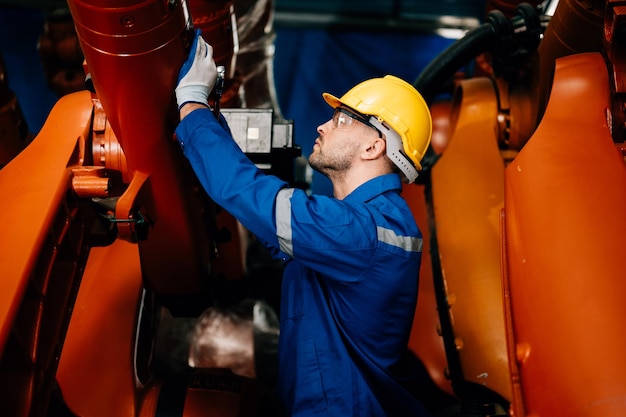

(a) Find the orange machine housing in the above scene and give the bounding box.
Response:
[503,52,626,417]
[406,0,626,416]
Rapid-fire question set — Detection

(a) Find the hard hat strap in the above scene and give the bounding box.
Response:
[369,117,419,184]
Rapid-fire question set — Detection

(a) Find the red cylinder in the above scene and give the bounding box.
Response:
[66,0,215,297]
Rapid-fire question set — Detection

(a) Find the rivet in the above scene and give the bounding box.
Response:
[120,15,135,28]
[454,337,463,350]
[516,342,531,364]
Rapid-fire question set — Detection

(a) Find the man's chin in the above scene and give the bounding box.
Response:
[307,158,322,175]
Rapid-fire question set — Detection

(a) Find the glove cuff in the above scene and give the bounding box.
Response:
[176,84,210,109]
[178,101,211,111]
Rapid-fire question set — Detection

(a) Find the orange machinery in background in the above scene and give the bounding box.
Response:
[407,0,626,416]
[1,0,626,416]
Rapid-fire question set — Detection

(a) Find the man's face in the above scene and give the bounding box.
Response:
[308,107,377,177]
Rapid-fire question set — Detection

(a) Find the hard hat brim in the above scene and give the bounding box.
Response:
[322,92,342,109]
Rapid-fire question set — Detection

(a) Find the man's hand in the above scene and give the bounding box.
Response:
[175,29,217,110]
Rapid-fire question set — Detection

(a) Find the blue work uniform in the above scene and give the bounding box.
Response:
[175,108,432,417]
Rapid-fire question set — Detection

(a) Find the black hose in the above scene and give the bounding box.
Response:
[414,10,511,104]
[413,4,543,174]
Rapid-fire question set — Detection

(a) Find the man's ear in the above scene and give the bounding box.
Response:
[362,136,387,160]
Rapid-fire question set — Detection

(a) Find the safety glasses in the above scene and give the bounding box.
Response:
[332,107,383,138]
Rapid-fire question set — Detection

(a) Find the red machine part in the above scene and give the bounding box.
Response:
[67,0,218,296]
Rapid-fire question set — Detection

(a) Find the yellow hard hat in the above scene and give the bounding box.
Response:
[322,75,432,183]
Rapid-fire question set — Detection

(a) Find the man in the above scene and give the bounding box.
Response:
[175,30,433,417]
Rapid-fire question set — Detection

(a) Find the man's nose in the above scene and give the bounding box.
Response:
[317,119,332,134]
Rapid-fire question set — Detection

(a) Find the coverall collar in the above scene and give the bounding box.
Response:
[343,173,402,204]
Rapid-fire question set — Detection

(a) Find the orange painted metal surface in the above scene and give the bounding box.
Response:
[504,52,626,417]
[56,240,144,416]
[57,240,262,416]
[430,77,511,401]
[405,0,626,415]
[0,90,92,351]
[0,90,93,417]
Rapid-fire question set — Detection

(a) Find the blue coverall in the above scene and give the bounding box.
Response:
[175,108,432,417]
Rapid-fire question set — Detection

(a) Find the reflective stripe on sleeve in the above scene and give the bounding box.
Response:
[276,188,421,257]
[276,188,295,257]
[377,226,423,252]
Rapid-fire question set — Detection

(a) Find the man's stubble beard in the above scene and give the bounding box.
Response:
[308,142,355,179]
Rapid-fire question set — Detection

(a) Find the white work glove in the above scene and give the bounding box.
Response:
[175,29,217,110]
